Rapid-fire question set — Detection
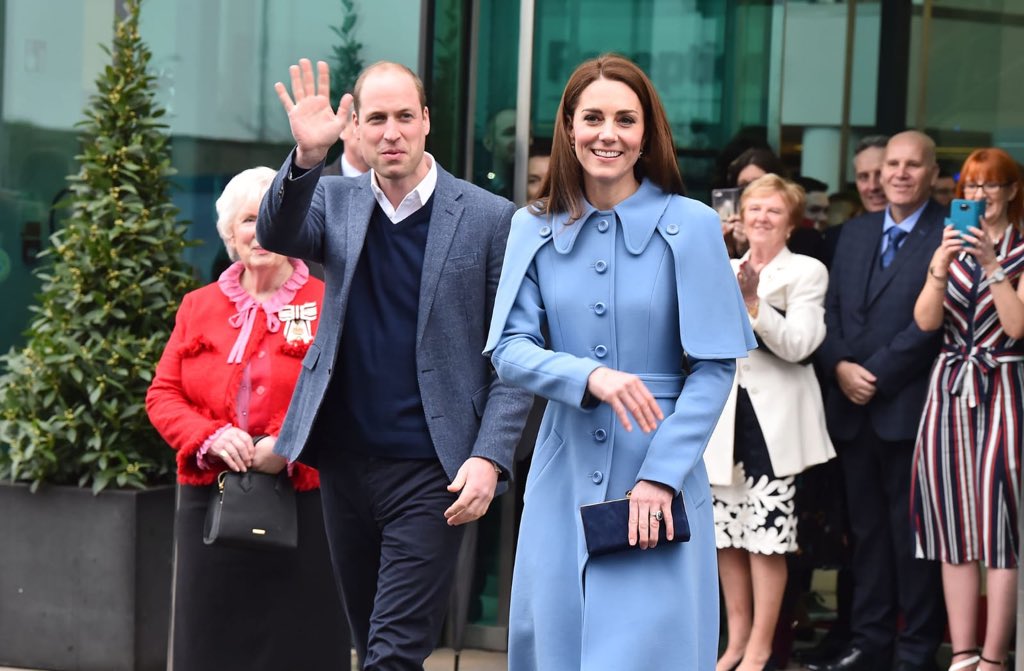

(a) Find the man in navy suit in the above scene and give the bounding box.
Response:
[258,59,531,670]
[813,131,945,671]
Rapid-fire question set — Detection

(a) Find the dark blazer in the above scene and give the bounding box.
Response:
[256,151,532,480]
[817,200,945,442]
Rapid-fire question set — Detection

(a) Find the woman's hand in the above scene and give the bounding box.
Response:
[629,479,676,550]
[736,260,760,305]
[962,224,999,271]
[586,367,664,433]
[210,427,256,472]
[252,436,287,474]
[930,225,965,275]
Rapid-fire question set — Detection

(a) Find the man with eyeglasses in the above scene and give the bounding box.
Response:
[813,130,945,671]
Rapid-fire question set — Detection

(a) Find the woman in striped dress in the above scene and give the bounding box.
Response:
[911,147,1024,671]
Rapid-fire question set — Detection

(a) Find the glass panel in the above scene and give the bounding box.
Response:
[0,0,112,353]
[470,0,521,202]
[0,0,422,353]
[427,0,470,174]
[530,0,774,200]
[464,1,521,632]
[909,2,1024,170]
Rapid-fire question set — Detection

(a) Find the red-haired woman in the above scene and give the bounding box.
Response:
[911,147,1024,671]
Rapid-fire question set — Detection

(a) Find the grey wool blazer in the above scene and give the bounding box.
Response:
[256,150,532,482]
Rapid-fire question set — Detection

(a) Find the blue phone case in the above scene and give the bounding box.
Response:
[949,198,985,238]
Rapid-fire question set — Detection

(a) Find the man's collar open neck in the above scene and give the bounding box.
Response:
[372,154,434,209]
[887,199,929,224]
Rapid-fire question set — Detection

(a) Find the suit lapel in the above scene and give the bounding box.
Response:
[341,179,376,296]
[865,201,942,307]
[417,169,463,347]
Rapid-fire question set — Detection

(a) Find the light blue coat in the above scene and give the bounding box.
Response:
[484,180,756,671]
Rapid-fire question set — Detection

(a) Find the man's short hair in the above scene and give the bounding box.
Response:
[352,61,427,114]
[854,135,889,157]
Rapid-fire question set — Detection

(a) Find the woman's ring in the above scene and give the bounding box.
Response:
[651,510,663,522]
[218,449,229,459]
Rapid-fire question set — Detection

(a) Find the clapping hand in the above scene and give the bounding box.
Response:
[736,260,760,304]
[274,59,346,168]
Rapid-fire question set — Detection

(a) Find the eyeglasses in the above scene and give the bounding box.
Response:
[962,182,1010,195]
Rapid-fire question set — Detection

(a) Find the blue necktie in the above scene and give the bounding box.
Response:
[880,227,908,269]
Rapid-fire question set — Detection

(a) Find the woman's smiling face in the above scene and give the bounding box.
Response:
[570,77,645,195]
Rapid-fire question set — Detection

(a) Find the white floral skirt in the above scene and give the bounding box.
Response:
[711,387,797,555]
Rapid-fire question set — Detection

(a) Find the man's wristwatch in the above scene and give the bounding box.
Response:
[989,266,1007,284]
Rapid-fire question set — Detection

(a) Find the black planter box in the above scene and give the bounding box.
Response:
[0,483,174,671]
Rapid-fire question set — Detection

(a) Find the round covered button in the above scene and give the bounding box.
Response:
[666,223,679,235]
[594,428,607,442]
[594,345,608,358]
[597,220,609,233]
[591,471,604,484]
[539,225,552,237]
[594,260,608,273]
[593,302,607,315]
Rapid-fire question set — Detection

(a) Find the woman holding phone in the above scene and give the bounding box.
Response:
[911,147,1024,671]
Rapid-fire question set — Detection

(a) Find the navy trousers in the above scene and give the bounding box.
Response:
[839,423,944,666]
[318,450,465,671]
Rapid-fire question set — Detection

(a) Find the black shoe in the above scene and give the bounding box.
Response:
[794,631,851,666]
[807,646,877,671]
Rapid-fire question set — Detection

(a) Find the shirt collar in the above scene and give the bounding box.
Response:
[369,153,438,223]
[340,153,365,178]
[883,200,929,234]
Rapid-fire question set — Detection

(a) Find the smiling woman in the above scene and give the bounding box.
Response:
[145,167,346,671]
[704,172,835,671]
[485,54,756,671]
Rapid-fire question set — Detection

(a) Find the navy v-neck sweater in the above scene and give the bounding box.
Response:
[329,195,437,459]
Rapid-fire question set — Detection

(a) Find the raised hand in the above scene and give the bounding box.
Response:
[273,59,345,168]
[929,225,965,276]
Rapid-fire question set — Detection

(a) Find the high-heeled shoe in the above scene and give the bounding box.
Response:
[978,654,1008,670]
[948,648,980,671]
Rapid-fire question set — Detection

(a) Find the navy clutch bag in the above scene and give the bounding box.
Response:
[580,492,690,557]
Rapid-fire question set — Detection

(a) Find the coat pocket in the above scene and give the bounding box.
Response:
[471,383,489,418]
[526,429,565,493]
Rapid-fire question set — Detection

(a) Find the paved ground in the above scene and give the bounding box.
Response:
[2,649,810,671]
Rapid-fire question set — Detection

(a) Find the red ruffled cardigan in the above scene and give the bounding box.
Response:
[146,262,324,491]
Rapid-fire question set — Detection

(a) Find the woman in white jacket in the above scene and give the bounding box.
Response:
[705,173,835,671]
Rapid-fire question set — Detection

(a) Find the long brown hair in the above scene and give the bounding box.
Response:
[532,54,684,221]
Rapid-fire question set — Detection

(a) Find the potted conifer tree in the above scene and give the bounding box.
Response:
[0,1,195,669]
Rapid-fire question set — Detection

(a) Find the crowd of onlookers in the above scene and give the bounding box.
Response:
[704,132,1023,671]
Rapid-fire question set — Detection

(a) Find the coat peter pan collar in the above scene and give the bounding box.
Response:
[551,179,673,255]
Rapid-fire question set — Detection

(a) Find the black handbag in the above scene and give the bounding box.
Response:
[580,492,690,557]
[203,470,298,549]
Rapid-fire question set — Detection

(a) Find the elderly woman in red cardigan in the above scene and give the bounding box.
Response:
[146,167,346,671]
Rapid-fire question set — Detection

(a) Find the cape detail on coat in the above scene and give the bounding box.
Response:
[484,179,757,360]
